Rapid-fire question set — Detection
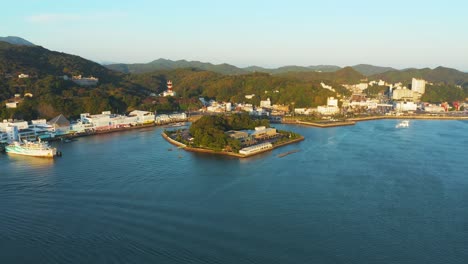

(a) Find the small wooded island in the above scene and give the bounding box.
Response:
[162,114,304,158]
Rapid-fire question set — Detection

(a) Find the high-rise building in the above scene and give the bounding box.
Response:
[411,78,426,94]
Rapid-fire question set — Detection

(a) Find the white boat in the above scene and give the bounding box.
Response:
[396,120,410,128]
[5,140,58,158]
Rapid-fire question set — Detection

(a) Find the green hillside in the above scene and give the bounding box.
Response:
[107,58,248,75]
[277,67,366,84]
[371,66,468,85]
[0,41,148,120]
[0,36,35,46]
[351,64,395,76]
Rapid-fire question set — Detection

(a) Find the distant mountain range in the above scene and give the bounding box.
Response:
[1,37,467,87]
[0,36,35,46]
[106,59,393,76]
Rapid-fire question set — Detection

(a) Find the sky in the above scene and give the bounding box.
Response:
[1,0,467,71]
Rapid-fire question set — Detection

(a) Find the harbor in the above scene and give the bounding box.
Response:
[0,110,188,158]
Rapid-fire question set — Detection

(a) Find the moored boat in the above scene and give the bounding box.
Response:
[5,140,58,158]
[396,120,410,128]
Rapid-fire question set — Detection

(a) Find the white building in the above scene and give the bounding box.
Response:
[6,102,18,108]
[320,82,335,92]
[72,75,99,86]
[412,78,426,94]
[155,113,187,125]
[245,94,255,100]
[394,101,417,112]
[424,104,445,113]
[317,97,340,115]
[18,73,29,79]
[327,97,338,107]
[392,88,420,101]
[239,142,273,155]
[0,120,29,131]
[128,110,155,125]
[225,102,232,112]
[317,106,339,115]
[260,98,271,108]
[357,83,368,91]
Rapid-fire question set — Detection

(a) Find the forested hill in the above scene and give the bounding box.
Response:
[371,66,468,85]
[277,67,366,84]
[0,41,119,83]
[107,58,248,75]
[106,59,397,76]
[0,36,35,46]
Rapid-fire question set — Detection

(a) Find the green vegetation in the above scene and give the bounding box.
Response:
[421,84,467,103]
[364,85,389,97]
[188,114,269,151]
[1,40,467,122]
[370,66,468,86]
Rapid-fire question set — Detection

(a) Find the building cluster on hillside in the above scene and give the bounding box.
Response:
[0,110,187,144]
[4,93,33,109]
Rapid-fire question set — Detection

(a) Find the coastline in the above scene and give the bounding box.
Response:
[161,132,305,158]
[282,114,468,128]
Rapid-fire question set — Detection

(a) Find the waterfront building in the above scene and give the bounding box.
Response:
[317,106,340,115]
[47,114,71,135]
[162,80,176,97]
[394,101,418,112]
[239,142,273,155]
[0,120,29,131]
[0,132,7,143]
[317,97,340,115]
[412,78,426,94]
[155,113,187,125]
[128,110,155,125]
[424,104,445,113]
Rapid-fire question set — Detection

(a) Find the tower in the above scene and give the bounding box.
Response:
[167,80,173,93]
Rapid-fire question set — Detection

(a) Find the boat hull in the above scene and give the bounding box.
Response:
[5,145,56,158]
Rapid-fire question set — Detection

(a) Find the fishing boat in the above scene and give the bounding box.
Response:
[5,140,59,158]
[396,120,410,128]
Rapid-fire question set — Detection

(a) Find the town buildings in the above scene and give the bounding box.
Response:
[412,78,426,94]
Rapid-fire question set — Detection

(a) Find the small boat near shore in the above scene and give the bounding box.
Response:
[396,120,410,128]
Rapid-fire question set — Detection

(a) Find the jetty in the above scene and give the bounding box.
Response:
[277,149,300,158]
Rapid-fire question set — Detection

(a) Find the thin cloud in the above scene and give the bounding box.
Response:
[26,12,126,23]
[27,13,82,23]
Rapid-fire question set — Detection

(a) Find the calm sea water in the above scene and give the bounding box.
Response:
[1,120,467,264]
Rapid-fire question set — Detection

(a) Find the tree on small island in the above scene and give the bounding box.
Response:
[188,113,269,151]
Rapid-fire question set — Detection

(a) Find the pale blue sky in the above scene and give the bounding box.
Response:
[1,0,467,70]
